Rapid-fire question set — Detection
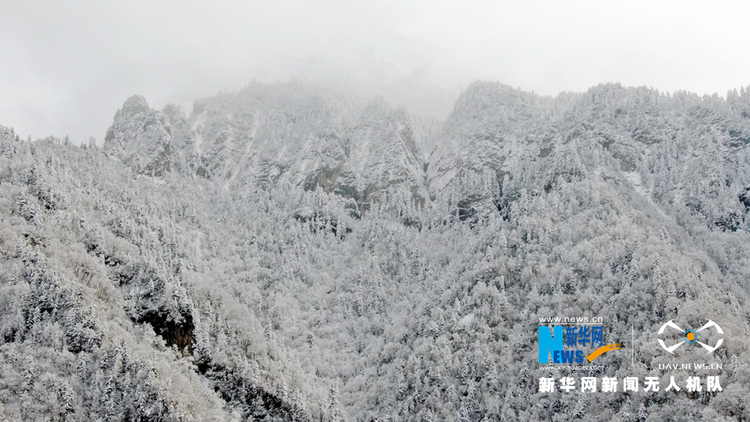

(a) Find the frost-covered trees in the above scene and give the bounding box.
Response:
[1,79,750,420]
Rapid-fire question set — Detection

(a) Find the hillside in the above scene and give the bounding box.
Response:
[1,81,750,421]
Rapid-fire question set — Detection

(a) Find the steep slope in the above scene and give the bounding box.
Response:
[428,82,750,233]
[104,83,431,212]
[104,96,173,177]
[0,127,328,421]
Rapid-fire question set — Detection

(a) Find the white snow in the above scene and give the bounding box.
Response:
[458,313,475,327]
[191,112,206,154]
[624,171,648,197]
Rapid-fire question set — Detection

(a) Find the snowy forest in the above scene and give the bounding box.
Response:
[1,80,750,421]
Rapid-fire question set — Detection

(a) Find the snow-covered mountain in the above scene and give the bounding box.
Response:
[105,82,431,213]
[2,81,750,421]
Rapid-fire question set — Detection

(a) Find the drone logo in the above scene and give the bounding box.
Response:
[657,320,724,354]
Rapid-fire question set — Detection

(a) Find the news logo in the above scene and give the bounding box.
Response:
[538,319,622,364]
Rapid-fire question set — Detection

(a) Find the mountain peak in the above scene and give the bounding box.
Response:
[119,95,150,116]
[104,95,172,176]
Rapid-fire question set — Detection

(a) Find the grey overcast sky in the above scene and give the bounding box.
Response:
[2,0,750,144]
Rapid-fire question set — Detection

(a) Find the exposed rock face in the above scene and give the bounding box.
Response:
[106,84,429,211]
[104,95,173,176]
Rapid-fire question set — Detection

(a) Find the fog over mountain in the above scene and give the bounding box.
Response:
[5,1,750,145]
[1,80,750,420]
